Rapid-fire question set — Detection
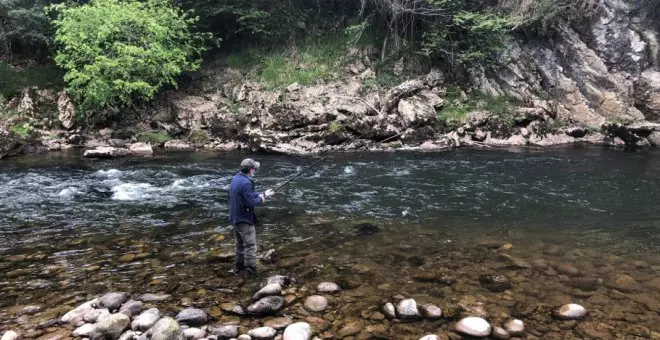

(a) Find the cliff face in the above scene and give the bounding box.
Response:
[482,0,660,126]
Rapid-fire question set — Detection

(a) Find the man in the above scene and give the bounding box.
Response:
[229,158,274,275]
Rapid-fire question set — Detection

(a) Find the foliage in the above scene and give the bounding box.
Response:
[0,0,52,59]
[328,120,342,132]
[362,70,402,90]
[187,129,209,144]
[48,0,211,111]
[514,0,600,36]
[0,60,63,97]
[220,98,240,114]
[137,131,171,144]
[9,121,33,138]
[437,86,519,127]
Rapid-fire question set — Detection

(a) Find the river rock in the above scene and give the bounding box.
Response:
[253,283,282,300]
[84,308,110,323]
[118,331,137,340]
[132,308,161,331]
[382,303,396,319]
[266,275,291,286]
[119,300,143,317]
[84,147,132,158]
[129,142,153,156]
[183,327,206,340]
[554,304,587,320]
[176,308,208,326]
[237,335,251,340]
[282,322,312,340]
[491,326,510,339]
[304,295,328,312]
[317,282,340,293]
[396,299,420,319]
[36,329,70,340]
[418,336,440,340]
[140,293,172,302]
[147,317,184,340]
[1,331,19,340]
[264,317,293,330]
[503,319,524,336]
[72,323,94,337]
[338,320,363,337]
[209,325,239,338]
[248,327,276,339]
[90,313,130,340]
[419,304,442,319]
[61,298,98,323]
[97,292,130,311]
[247,296,285,315]
[556,263,580,276]
[455,317,491,337]
[606,274,642,293]
[479,273,513,292]
[219,303,245,315]
[164,140,193,151]
[498,254,531,269]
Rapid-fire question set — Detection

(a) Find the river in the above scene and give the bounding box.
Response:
[1,146,659,338]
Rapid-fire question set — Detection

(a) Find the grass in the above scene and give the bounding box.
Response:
[0,61,65,98]
[363,71,403,90]
[9,123,34,139]
[188,129,210,144]
[220,98,241,114]
[225,34,349,90]
[437,86,520,128]
[328,120,343,133]
[137,131,171,144]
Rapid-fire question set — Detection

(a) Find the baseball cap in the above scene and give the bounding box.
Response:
[240,158,261,170]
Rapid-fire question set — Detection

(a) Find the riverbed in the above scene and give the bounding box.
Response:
[1,146,659,338]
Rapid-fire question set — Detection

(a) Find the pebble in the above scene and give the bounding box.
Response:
[209,325,239,338]
[220,303,245,315]
[1,331,19,340]
[606,274,642,293]
[418,336,440,340]
[283,322,312,340]
[264,317,294,330]
[139,293,172,302]
[97,292,130,310]
[304,295,329,312]
[248,327,276,339]
[72,323,94,337]
[556,263,580,276]
[479,273,513,292]
[253,283,283,300]
[316,282,341,293]
[491,326,510,339]
[247,296,286,315]
[396,299,420,319]
[382,303,396,319]
[504,319,525,336]
[183,327,207,339]
[554,304,587,319]
[132,308,161,331]
[176,308,208,326]
[419,304,442,319]
[338,320,363,337]
[455,317,492,337]
[238,335,251,340]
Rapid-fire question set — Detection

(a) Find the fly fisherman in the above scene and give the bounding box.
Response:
[229,158,274,276]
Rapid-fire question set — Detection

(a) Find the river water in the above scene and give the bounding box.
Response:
[1,147,659,338]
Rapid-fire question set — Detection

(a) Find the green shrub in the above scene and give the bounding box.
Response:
[328,120,342,132]
[188,129,209,144]
[48,0,211,111]
[137,131,171,144]
[220,98,240,115]
[437,87,520,127]
[9,122,34,138]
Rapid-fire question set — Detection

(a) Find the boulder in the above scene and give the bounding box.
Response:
[72,324,94,337]
[282,322,312,340]
[119,300,143,317]
[90,313,130,340]
[147,317,184,340]
[129,143,153,156]
[504,319,524,336]
[84,308,110,323]
[61,299,98,323]
[382,303,396,320]
[172,95,218,129]
[164,140,193,151]
[83,147,131,158]
[380,79,426,115]
[397,96,437,127]
[0,128,21,159]
[253,283,282,300]
[419,304,442,319]
[182,327,206,340]
[132,308,161,331]
[175,308,208,326]
[97,292,130,311]
[636,69,660,120]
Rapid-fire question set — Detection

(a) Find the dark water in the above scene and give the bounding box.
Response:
[1,147,660,338]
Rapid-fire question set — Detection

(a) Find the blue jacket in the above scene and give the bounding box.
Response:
[229,172,263,225]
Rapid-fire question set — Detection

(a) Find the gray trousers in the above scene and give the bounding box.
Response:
[234,223,257,268]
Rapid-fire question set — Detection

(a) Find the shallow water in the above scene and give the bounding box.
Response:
[1,147,659,338]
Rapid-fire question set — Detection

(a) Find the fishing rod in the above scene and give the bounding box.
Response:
[268,129,408,193]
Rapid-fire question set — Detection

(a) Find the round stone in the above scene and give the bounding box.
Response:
[419,335,440,340]
[183,327,206,340]
[419,304,442,319]
[248,326,276,339]
[382,303,396,319]
[455,317,492,337]
[1,331,19,340]
[304,295,328,312]
[253,283,283,300]
[491,326,510,339]
[504,319,524,336]
[317,282,341,293]
[282,322,312,340]
[264,317,293,330]
[175,308,208,326]
[555,304,587,320]
[396,299,420,319]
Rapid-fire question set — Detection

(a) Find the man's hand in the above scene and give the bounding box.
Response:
[259,193,265,203]
[265,189,275,198]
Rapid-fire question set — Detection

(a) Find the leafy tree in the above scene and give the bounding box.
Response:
[0,0,51,60]
[49,0,210,110]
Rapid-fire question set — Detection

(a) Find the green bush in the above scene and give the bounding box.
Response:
[48,0,211,111]
[0,0,52,59]
[137,131,171,144]
[438,87,520,127]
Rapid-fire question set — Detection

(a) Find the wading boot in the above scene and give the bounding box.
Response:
[243,266,258,278]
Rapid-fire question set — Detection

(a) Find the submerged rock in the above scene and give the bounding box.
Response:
[317,282,341,293]
[219,303,245,315]
[396,299,420,319]
[282,322,312,340]
[147,317,183,340]
[304,295,328,312]
[36,329,71,340]
[139,293,172,302]
[354,223,380,237]
[606,274,642,293]
[504,319,525,336]
[264,317,293,330]
[253,283,282,300]
[90,313,130,340]
[175,308,208,326]
[455,317,491,337]
[554,304,587,320]
[479,273,513,292]
[247,296,285,315]
[248,327,276,339]
[118,331,137,340]
[132,308,161,331]
[84,147,131,158]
